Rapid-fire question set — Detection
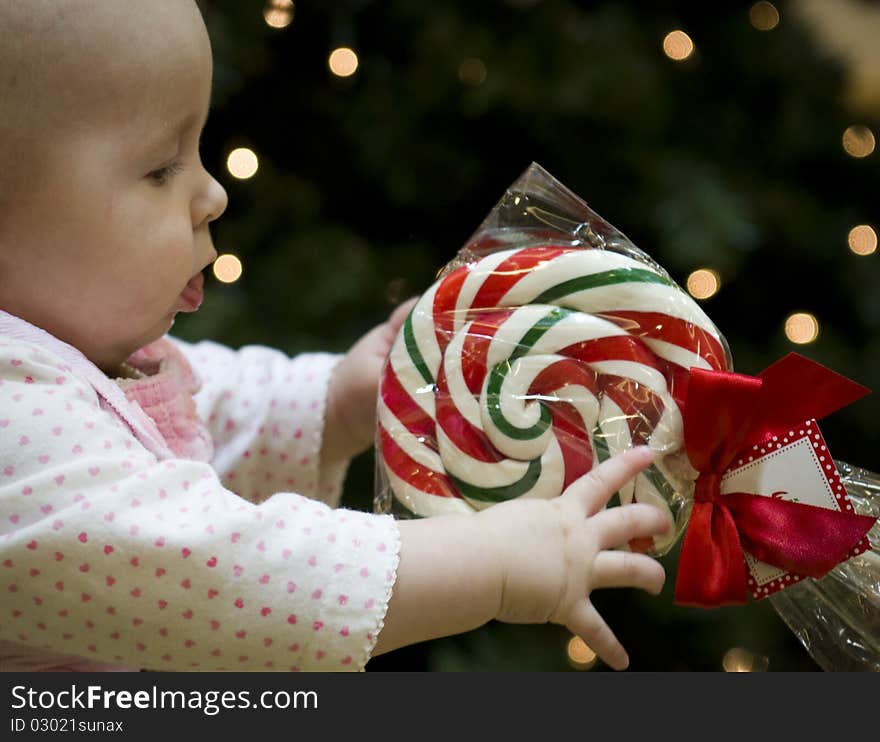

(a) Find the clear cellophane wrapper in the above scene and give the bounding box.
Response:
[374,162,733,556]
[769,461,880,671]
[373,163,880,666]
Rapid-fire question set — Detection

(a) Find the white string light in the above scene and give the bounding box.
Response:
[263,0,294,29]
[784,312,820,344]
[662,30,695,61]
[749,2,780,31]
[213,254,244,284]
[226,148,259,180]
[329,47,359,77]
[848,224,877,256]
[566,636,598,670]
[686,268,721,300]
[842,125,876,158]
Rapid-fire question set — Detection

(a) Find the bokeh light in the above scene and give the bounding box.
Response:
[686,268,721,300]
[226,148,259,179]
[842,125,876,158]
[749,2,780,31]
[723,647,769,672]
[566,636,597,670]
[213,254,244,284]
[329,47,359,77]
[662,30,695,61]
[784,312,819,344]
[263,0,294,29]
[458,58,487,86]
[848,224,877,256]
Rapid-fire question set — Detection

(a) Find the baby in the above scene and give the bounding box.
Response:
[0,0,668,672]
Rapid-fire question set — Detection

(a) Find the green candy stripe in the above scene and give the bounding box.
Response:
[592,427,619,507]
[642,463,678,505]
[404,309,434,386]
[448,458,543,503]
[533,268,675,304]
[592,427,611,463]
[485,307,571,440]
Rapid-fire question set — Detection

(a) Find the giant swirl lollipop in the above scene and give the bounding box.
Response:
[375,165,880,668]
[377,242,729,555]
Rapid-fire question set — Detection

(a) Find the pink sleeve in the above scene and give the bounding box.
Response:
[0,339,400,671]
[168,337,350,507]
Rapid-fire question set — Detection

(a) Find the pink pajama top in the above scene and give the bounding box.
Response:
[0,310,400,671]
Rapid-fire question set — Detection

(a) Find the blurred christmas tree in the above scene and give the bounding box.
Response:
[177,0,878,671]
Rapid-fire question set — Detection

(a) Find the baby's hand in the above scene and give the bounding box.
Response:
[323,299,417,463]
[479,446,667,669]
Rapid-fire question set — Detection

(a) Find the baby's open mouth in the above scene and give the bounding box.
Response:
[178,272,204,312]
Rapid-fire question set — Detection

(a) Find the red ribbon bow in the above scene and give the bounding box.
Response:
[674,353,876,607]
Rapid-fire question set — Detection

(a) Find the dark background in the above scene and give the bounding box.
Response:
[174,0,879,671]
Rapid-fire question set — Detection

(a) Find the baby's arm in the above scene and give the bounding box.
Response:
[169,299,414,508]
[169,338,349,505]
[375,447,666,670]
[0,341,398,671]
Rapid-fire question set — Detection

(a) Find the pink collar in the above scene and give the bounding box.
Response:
[118,338,213,461]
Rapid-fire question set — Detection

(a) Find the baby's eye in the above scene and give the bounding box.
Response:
[147,160,185,186]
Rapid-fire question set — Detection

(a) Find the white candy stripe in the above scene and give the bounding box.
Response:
[384,466,474,517]
[484,305,559,368]
[595,361,683,453]
[521,312,631,357]
[597,396,636,506]
[499,250,718,338]
[378,395,444,472]
[588,360,670,396]
[553,283,719,335]
[462,437,566,512]
[440,323,483,429]
[519,436,565,502]
[545,383,602,436]
[631,479,677,554]
[437,425,531,488]
[501,249,658,302]
[410,283,443,377]
[452,249,524,333]
[641,338,714,371]
[596,395,680,537]
[480,354,555,460]
[388,328,436,419]
[500,249,720,336]
[651,400,685,452]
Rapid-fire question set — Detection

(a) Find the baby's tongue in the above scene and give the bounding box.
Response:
[179,273,204,311]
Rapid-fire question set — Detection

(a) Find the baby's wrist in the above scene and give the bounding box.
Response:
[470,509,508,622]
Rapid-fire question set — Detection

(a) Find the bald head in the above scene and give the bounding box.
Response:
[0,0,210,207]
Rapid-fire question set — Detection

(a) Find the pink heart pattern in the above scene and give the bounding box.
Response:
[0,333,398,672]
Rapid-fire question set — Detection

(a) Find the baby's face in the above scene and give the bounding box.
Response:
[0,0,227,373]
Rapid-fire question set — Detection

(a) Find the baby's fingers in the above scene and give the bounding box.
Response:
[590,503,669,551]
[566,601,629,671]
[593,551,666,594]
[387,297,418,334]
[564,446,654,515]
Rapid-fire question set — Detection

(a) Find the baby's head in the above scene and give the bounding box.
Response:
[0,0,227,373]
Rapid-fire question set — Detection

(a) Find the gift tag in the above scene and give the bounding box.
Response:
[719,419,871,599]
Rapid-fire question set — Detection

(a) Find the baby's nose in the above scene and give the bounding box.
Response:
[206,175,228,223]
[193,169,228,228]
